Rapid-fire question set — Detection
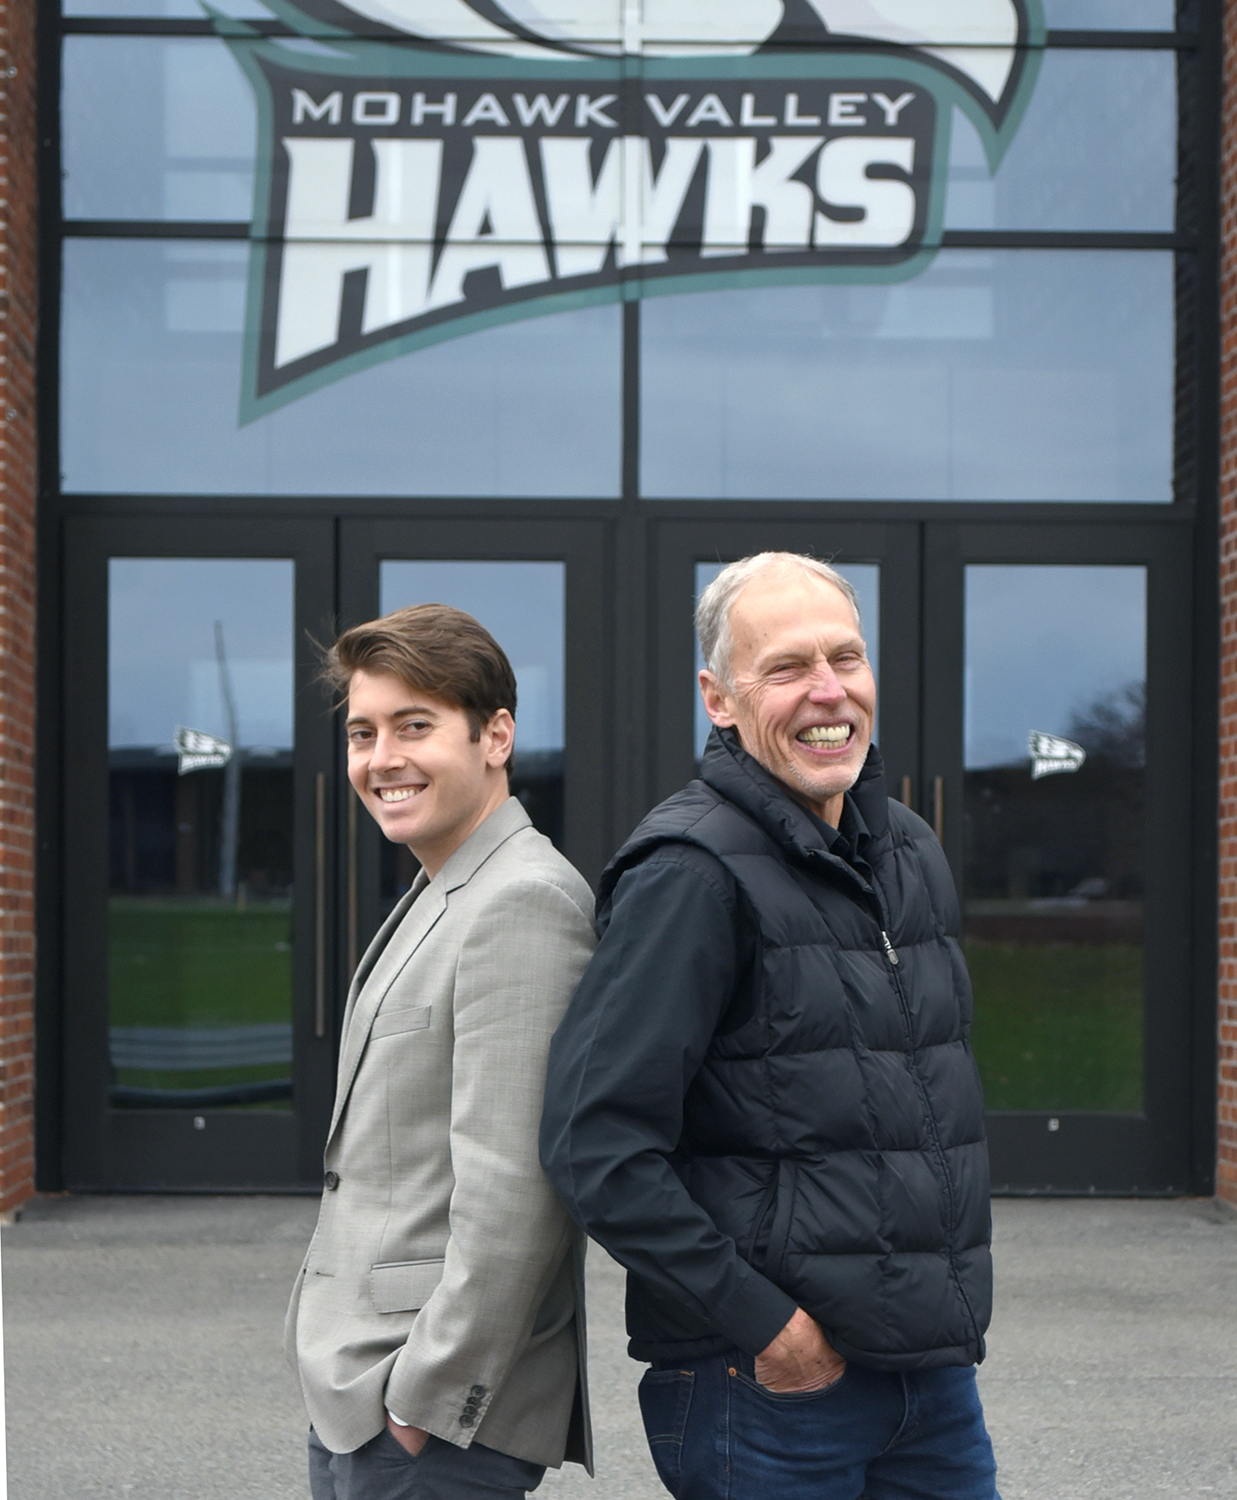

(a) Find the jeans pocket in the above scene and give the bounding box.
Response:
[638,1367,695,1493]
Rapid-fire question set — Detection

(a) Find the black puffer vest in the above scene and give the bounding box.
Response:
[600,731,992,1370]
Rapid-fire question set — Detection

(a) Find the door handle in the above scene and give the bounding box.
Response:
[314,771,327,1039]
[932,775,945,844]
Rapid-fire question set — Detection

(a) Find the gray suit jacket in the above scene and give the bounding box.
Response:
[287,798,596,1466]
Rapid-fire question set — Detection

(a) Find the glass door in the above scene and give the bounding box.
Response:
[652,517,1196,1192]
[924,522,1195,1192]
[338,517,611,975]
[61,517,336,1189]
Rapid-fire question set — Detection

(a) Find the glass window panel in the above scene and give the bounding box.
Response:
[62,40,1176,237]
[1042,0,1173,25]
[61,239,622,497]
[641,250,1173,503]
[693,560,878,759]
[65,0,274,16]
[108,558,294,1110]
[63,38,257,222]
[945,51,1176,232]
[376,561,566,906]
[964,564,1146,1113]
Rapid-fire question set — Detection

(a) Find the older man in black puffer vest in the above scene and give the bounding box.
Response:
[542,552,1000,1500]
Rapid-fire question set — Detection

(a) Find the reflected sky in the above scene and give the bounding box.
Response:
[642,251,1174,504]
[944,50,1175,233]
[1041,0,1171,23]
[965,565,1145,770]
[109,558,294,749]
[380,561,564,752]
[62,240,622,498]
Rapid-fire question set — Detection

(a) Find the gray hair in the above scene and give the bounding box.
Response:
[695,552,863,686]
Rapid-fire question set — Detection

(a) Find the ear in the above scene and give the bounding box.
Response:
[482,709,516,769]
[699,670,738,728]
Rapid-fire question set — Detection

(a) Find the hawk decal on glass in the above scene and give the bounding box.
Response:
[174,726,234,774]
[221,0,1043,418]
[1028,731,1086,781]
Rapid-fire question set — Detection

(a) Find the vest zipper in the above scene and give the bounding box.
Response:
[870,895,959,1241]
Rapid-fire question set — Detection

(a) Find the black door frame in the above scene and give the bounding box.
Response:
[46,499,1213,1195]
[923,520,1198,1193]
[60,513,337,1190]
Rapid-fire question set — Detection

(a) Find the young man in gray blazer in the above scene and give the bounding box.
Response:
[288,604,596,1500]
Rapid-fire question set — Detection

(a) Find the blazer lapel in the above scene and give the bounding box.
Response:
[325,798,533,1146]
[327,868,442,1144]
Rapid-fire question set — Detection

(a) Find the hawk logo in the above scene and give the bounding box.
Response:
[1028,731,1086,781]
[222,1,1043,419]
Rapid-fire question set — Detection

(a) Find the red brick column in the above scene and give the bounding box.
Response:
[0,0,37,1215]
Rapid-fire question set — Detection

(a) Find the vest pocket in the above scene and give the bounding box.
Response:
[746,1170,780,1267]
[370,1258,446,1314]
[763,1160,799,1283]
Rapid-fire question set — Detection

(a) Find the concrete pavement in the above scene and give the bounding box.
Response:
[3,1194,1235,1499]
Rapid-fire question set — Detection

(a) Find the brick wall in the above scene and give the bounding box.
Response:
[0,0,37,1215]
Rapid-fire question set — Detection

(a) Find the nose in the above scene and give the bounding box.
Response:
[367,726,406,773]
[806,662,846,704]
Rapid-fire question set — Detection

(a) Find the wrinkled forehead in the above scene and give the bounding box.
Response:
[729,570,863,645]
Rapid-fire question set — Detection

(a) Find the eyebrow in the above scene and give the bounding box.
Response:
[755,636,867,668]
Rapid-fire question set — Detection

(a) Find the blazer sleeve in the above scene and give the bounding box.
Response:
[382,872,596,1445]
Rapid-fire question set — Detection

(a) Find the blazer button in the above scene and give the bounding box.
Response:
[459,1413,475,1427]
[469,1385,486,1398]
[323,1171,340,1190]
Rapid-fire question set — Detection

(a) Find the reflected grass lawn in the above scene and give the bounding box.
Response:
[965,941,1143,1113]
[108,897,292,1027]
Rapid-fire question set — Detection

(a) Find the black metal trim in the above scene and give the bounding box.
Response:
[53,493,1196,523]
[940,231,1188,251]
[61,16,297,34]
[1184,0,1222,1196]
[60,221,1192,252]
[35,0,67,1195]
[63,220,251,239]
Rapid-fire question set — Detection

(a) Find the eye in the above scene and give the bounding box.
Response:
[347,726,373,745]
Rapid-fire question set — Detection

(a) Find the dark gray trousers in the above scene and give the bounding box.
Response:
[308,1427,545,1500]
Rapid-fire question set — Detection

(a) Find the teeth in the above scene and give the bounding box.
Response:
[378,787,421,802]
[798,725,851,746]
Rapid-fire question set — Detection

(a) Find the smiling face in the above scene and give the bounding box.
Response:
[345,670,514,878]
[699,568,876,827]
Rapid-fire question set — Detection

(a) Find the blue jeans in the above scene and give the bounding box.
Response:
[637,1350,1000,1500]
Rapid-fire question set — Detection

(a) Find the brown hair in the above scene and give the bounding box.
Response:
[323,604,518,775]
